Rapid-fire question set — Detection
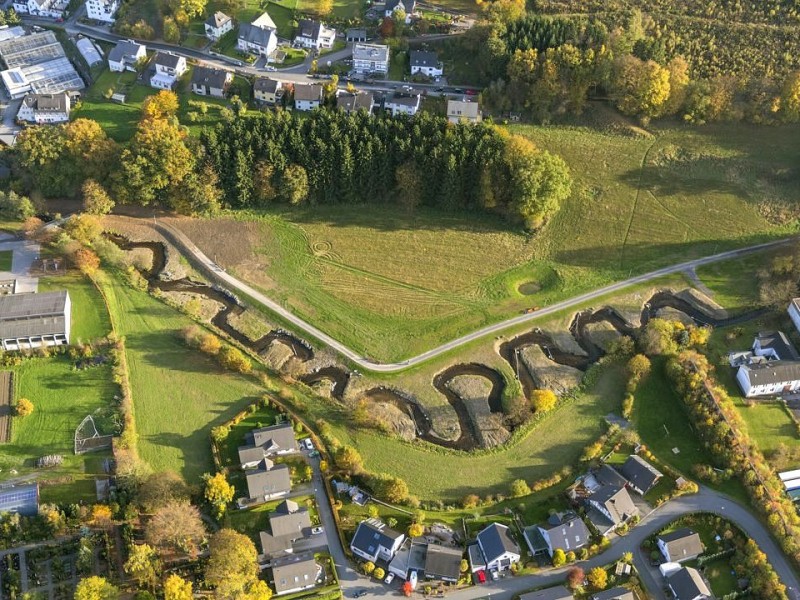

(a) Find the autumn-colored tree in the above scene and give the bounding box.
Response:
[552,548,566,567]
[73,247,101,276]
[586,566,608,590]
[179,0,206,18]
[162,16,180,43]
[408,523,424,537]
[510,478,530,497]
[124,543,161,590]
[137,471,190,513]
[479,0,524,23]
[205,529,261,598]
[218,345,252,373]
[15,398,33,417]
[378,16,395,38]
[66,214,102,245]
[373,567,386,581]
[145,500,206,555]
[781,71,800,122]
[565,566,585,589]
[74,576,119,600]
[199,333,222,355]
[82,179,115,215]
[363,561,376,574]
[317,0,332,16]
[613,55,671,118]
[280,164,309,205]
[627,354,651,379]
[164,574,193,600]
[21,216,44,238]
[254,161,277,205]
[204,472,235,519]
[372,474,409,503]
[142,91,180,121]
[90,504,114,529]
[462,494,480,509]
[531,389,557,412]
[335,445,363,473]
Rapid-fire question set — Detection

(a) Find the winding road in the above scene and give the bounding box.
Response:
[154,220,792,373]
[324,486,800,600]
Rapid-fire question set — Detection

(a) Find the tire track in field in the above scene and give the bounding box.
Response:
[619,138,658,269]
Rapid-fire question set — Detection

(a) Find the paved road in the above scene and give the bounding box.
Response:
[154,220,792,373]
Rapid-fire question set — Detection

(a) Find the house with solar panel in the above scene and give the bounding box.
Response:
[350,519,406,562]
[0,291,70,351]
[0,483,39,515]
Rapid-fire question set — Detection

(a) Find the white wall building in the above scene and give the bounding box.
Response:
[237,12,278,57]
[352,43,389,75]
[149,52,186,90]
[107,40,146,72]
[293,19,335,50]
[204,11,233,40]
[736,361,800,397]
[13,0,66,19]
[85,0,119,22]
[409,50,442,78]
[0,291,71,351]
[17,92,70,123]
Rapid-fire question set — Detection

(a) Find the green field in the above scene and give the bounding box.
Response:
[39,271,112,342]
[0,250,11,271]
[95,272,263,482]
[269,0,363,20]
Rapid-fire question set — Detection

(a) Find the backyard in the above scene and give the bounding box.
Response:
[0,250,12,271]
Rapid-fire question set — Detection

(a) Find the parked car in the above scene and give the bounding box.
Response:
[309,450,320,458]
[303,438,314,451]
[353,590,368,598]
[384,573,395,585]
[312,526,324,535]
[490,570,499,581]
[475,571,486,584]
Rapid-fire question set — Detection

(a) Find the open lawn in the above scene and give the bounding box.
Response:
[39,271,112,342]
[0,357,116,503]
[269,0,363,20]
[0,250,12,271]
[174,121,799,362]
[94,271,263,482]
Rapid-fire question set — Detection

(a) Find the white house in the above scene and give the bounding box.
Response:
[736,361,800,397]
[271,555,321,595]
[337,90,374,114]
[789,299,800,335]
[475,523,520,572]
[352,43,389,75]
[237,12,278,57]
[350,519,405,562]
[149,52,187,90]
[409,50,442,78]
[190,65,232,98]
[85,0,119,22]
[108,40,146,72]
[447,98,480,123]
[293,19,335,50]
[585,485,637,535]
[385,0,415,23]
[204,11,233,40]
[293,83,322,111]
[17,92,70,123]
[385,88,421,116]
[13,0,65,18]
[529,512,590,558]
[656,529,704,564]
[254,77,283,104]
[752,330,799,361]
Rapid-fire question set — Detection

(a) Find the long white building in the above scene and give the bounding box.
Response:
[0,291,71,351]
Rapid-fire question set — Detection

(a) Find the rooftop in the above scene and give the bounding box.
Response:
[294,83,322,102]
[410,50,438,68]
[0,290,69,340]
[353,43,390,63]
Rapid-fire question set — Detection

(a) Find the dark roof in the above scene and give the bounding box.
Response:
[591,588,635,600]
[260,530,293,557]
[668,567,712,599]
[191,65,230,89]
[245,464,291,499]
[755,330,799,360]
[251,422,297,452]
[154,52,182,68]
[538,512,590,553]
[337,91,373,112]
[423,544,463,580]
[659,528,705,562]
[205,11,231,28]
[0,291,69,340]
[239,22,275,48]
[588,485,637,525]
[238,444,267,466]
[346,28,367,37]
[254,77,281,94]
[519,587,574,600]
[351,519,404,556]
[595,464,629,488]
[740,361,800,386]
[386,0,415,12]
[23,92,68,112]
[477,523,520,562]
[409,50,438,68]
[620,455,662,493]
[296,19,322,41]
[269,499,311,537]
[108,40,143,64]
[271,555,320,594]
[294,83,322,102]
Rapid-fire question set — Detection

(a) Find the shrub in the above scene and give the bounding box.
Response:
[15,398,33,417]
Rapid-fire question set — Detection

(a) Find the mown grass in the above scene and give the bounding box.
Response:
[270,0,363,20]
[39,271,112,342]
[95,271,263,483]
[0,250,11,271]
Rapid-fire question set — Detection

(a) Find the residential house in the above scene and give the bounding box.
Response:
[736,360,800,397]
[667,567,713,600]
[251,422,298,454]
[254,77,283,104]
[0,483,39,516]
[385,0,415,23]
[239,444,269,469]
[528,512,590,558]
[108,40,146,72]
[447,98,480,123]
[85,0,119,22]
[423,544,463,582]
[385,88,421,116]
[788,299,800,335]
[17,92,70,124]
[260,499,312,559]
[475,523,520,572]
[0,291,70,350]
[346,28,367,43]
[13,0,65,19]
[752,331,799,361]
[594,464,629,488]
[387,539,427,579]
[294,19,335,50]
[590,588,636,600]
[585,485,638,535]
[620,455,663,495]
[519,587,575,600]
[245,460,292,502]
[149,52,187,90]
[271,554,322,595]
[350,518,406,562]
[657,529,704,564]
[205,11,233,41]
[293,83,323,111]
[337,90,374,114]
[409,50,442,77]
[191,65,232,98]
[238,13,278,57]
[352,43,389,75]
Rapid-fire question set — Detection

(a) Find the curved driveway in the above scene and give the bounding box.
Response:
[156,220,792,373]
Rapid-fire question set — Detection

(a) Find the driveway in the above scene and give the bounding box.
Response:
[0,239,39,293]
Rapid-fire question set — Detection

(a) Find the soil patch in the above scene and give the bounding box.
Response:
[519,345,583,394]
[227,309,274,343]
[0,371,12,443]
[263,341,295,370]
[369,401,418,441]
[103,216,187,280]
[655,306,695,325]
[584,320,622,353]
[446,375,510,448]
[518,281,541,295]
[160,290,224,322]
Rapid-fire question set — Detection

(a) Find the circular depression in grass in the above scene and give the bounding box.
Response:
[517,281,541,295]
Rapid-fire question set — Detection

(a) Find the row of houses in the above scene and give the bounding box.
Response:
[238,422,297,505]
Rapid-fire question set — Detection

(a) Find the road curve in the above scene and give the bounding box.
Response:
[154,221,791,373]
[332,487,800,600]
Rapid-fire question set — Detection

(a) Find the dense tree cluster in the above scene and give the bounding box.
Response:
[202,110,571,229]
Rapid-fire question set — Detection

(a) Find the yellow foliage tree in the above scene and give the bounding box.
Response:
[15,398,34,417]
[531,389,557,412]
[204,472,235,519]
[164,574,193,600]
